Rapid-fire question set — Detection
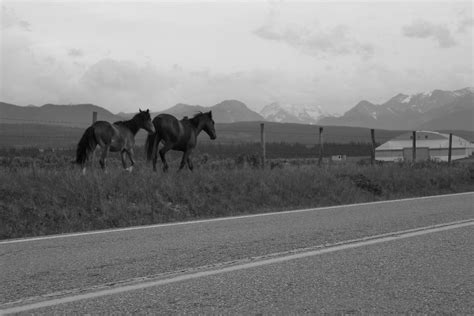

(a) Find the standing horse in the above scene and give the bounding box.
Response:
[145,111,216,172]
[76,109,155,174]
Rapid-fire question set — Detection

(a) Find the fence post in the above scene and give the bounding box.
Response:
[412,131,416,162]
[260,123,266,169]
[91,111,98,163]
[370,128,376,165]
[318,127,324,166]
[448,133,453,164]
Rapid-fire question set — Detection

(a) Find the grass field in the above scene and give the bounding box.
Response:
[1,148,473,240]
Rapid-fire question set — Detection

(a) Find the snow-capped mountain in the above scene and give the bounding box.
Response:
[318,87,474,131]
[260,102,327,125]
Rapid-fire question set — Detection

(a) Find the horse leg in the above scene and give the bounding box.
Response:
[120,150,128,170]
[152,136,161,172]
[182,149,193,171]
[187,156,194,171]
[178,151,189,171]
[99,145,110,172]
[126,148,135,172]
[152,154,158,172]
[159,143,172,172]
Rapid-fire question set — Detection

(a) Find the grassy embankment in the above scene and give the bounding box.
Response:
[1,152,473,240]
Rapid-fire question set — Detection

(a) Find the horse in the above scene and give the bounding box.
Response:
[76,109,155,174]
[145,111,216,172]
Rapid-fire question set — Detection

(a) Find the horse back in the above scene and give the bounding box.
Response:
[153,114,196,150]
[153,114,182,141]
[92,121,122,148]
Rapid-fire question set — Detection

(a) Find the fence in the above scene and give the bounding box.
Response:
[0,112,459,165]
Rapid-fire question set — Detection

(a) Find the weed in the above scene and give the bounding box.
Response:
[0,150,473,239]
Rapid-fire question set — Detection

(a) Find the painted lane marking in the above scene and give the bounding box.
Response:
[1,191,473,245]
[1,218,473,314]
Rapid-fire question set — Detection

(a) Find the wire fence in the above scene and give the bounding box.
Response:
[3,113,467,163]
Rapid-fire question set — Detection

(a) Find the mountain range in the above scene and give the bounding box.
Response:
[318,87,473,131]
[259,102,327,124]
[0,102,121,127]
[146,100,264,123]
[1,87,472,131]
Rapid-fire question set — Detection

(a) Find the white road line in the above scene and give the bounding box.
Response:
[1,219,473,314]
[1,191,473,245]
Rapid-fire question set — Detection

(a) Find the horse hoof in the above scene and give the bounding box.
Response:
[82,168,86,175]
[126,166,133,172]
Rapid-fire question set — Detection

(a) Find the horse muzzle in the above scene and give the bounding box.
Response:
[147,126,156,134]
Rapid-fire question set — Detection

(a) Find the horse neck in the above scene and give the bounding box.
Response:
[121,118,141,135]
[190,116,204,135]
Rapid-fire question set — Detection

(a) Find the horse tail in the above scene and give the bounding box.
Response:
[76,126,97,166]
[145,132,157,162]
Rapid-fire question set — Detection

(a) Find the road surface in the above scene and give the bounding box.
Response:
[1,192,473,314]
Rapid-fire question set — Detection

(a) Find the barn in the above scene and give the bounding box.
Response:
[375,131,473,162]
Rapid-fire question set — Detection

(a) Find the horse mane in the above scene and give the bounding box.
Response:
[113,112,143,134]
[189,112,205,127]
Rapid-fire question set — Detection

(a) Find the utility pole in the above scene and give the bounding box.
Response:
[412,131,417,162]
[260,123,266,169]
[370,129,376,165]
[318,127,324,166]
[448,133,453,164]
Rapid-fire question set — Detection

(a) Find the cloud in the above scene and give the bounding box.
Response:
[78,59,179,108]
[402,20,456,48]
[68,48,84,58]
[1,8,86,107]
[1,6,31,31]
[77,59,307,111]
[254,21,374,60]
[1,31,80,106]
[457,17,474,33]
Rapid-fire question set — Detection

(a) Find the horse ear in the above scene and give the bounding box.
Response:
[139,108,143,113]
[147,109,150,113]
[209,111,213,119]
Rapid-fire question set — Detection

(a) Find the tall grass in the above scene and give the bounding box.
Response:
[0,158,473,239]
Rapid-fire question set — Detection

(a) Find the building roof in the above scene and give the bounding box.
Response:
[376,131,472,151]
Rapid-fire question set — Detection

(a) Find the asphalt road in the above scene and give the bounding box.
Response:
[1,192,473,314]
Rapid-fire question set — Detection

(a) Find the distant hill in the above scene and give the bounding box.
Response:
[0,102,123,127]
[260,102,327,125]
[119,100,264,123]
[257,87,472,130]
[151,103,207,119]
[1,99,264,128]
[318,87,474,131]
[211,100,264,123]
[2,86,472,132]
[419,93,474,131]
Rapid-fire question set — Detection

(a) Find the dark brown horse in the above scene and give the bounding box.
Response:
[76,109,155,174]
[145,111,216,172]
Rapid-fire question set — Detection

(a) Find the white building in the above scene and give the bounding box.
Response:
[331,155,347,161]
[375,131,473,162]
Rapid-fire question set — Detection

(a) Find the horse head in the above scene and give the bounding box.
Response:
[136,108,155,134]
[202,111,216,140]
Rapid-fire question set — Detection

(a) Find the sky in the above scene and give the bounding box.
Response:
[1,0,473,115]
